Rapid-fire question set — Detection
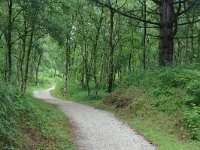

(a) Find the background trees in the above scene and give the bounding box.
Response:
[1,0,200,93]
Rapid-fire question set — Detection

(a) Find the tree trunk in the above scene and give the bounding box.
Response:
[93,22,102,97]
[84,44,90,96]
[198,33,200,60]
[93,37,99,97]
[159,0,174,66]
[142,0,147,70]
[54,68,57,77]
[107,9,115,93]
[128,53,132,73]
[23,25,35,93]
[99,48,106,89]
[80,46,87,89]
[20,21,27,92]
[177,37,181,63]
[190,16,194,62]
[35,54,42,85]
[7,0,13,81]
[64,36,70,96]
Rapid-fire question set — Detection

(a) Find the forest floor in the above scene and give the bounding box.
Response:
[33,87,156,150]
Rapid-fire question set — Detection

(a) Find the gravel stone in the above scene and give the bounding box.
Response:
[33,87,156,150]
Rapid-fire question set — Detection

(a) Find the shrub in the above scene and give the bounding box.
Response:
[184,106,200,140]
[186,80,200,105]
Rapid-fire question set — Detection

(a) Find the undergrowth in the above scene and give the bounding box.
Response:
[0,81,74,150]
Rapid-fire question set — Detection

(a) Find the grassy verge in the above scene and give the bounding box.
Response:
[51,75,200,150]
[51,82,106,108]
[0,83,75,150]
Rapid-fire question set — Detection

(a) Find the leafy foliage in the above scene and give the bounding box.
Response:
[0,81,74,149]
[120,65,200,140]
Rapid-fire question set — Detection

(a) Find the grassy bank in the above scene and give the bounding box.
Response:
[0,82,75,150]
[52,65,200,150]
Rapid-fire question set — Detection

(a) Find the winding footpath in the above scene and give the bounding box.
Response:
[33,88,156,150]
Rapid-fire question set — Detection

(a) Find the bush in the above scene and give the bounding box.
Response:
[0,81,21,148]
[186,80,200,105]
[184,106,200,140]
[119,64,200,141]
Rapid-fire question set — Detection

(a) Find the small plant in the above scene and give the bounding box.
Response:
[184,106,200,140]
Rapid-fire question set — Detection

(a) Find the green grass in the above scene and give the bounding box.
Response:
[51,82,106,107]
[130,119,200,150]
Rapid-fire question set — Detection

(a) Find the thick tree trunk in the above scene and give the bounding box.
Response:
[159,0,174,66]
[107,9,115,93]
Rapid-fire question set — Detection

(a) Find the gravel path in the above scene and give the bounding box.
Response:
[33,88,156,150]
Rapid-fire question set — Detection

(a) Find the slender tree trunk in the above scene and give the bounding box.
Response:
[128,53,132,73]
[99,48,106,89]
[177,38,181,63]
[20,21,27,92]
[107,9,115,93]
[142,0,147,70]
[198,33,200,60]
[4,53,7,81]
[54,68,57,77]
[84,44,90,96]
[93,38,99,97]
[159,0,174,66]
[80,46,86,89]
[184,3,189,62]
[190,16,194,62]
[64,36,70,96]
[35,54,42,85]
[7,0,13,81]
[23,25,35,93]
[93,23,102,97]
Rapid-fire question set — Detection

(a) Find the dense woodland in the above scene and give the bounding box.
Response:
[1,0,200,149]
[1,0,200,94]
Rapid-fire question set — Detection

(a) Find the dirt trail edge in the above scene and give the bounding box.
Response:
[33,87,156,150]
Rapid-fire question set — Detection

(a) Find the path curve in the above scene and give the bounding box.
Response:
[33,88,156,150]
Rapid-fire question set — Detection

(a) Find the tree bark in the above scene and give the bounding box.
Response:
[93,17,102,97]
[64,36,70,96]
[84,44,90,96]
[142,0,147,70]
[35,54,42,85]
[20,21,27,92]
[107,8,115,93]
[7,0,13,81]
[159,0,174,66]
[23,25,35,93]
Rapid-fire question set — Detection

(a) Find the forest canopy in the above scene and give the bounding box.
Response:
[1,0,200,94]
